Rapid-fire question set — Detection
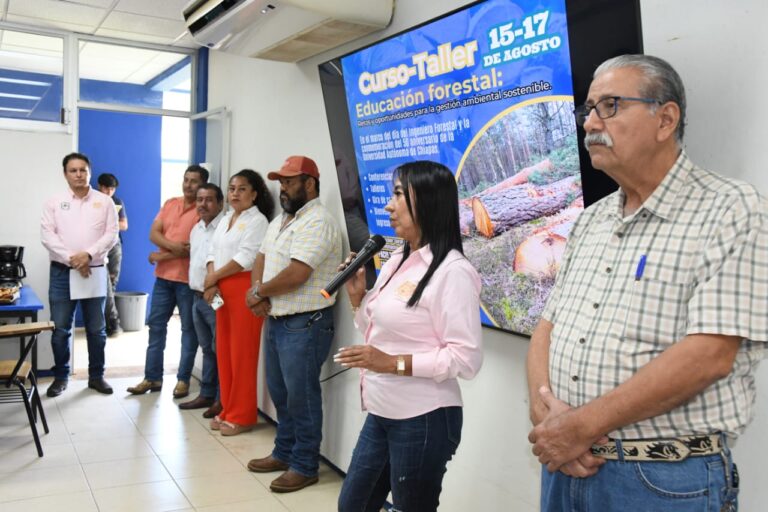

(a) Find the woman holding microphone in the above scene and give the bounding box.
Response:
[335,160,483,512]
[205,169,274,436]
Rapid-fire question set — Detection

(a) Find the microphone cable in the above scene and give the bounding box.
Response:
[320,366,351,383]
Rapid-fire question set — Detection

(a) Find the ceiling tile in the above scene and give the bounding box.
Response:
[79,39,188,83]
[0,29,63,74]
[115,0,189,21]
[1,29,64,52]
[93,27,185,46]
[8,0,105,26]
[101,10,188,37]
[6,13,96,34]
[60,0,115,7]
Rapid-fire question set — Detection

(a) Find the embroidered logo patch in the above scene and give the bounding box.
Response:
[396,281,417,300]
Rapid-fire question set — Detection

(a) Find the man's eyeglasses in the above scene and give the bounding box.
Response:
[574,96,661,126]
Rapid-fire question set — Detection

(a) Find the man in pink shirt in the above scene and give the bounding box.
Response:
[127,165,206,399]
[41,152,119,397]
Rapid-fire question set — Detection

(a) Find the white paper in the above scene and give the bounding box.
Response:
[69,266,108,300]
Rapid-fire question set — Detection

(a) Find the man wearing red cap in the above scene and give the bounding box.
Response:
[245,155,342,493]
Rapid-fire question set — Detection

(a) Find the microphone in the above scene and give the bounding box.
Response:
[321,235,385,299]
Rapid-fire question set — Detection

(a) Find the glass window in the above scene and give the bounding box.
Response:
[0,29,64,123]
[79,41,191,112]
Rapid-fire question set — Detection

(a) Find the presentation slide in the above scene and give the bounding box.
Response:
[340,0,583,335]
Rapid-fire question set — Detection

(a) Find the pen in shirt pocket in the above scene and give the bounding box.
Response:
[635,254,647,281]
[621,254,647,338]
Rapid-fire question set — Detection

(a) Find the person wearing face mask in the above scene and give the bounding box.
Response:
[205,169,274,436]
[335,160,483,512]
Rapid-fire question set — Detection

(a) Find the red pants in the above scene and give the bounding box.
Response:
[216,271,263,425]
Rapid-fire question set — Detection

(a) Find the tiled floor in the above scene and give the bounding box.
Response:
[0,322,345,512]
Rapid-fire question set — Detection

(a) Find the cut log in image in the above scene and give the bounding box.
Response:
[513,208,580,278]
[455,98,583,335]
[476,159,552,197]
[471,175,580,238]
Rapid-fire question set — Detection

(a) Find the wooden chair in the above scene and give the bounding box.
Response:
[0,321,55,457]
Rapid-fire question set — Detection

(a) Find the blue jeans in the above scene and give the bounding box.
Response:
[48,263,107,380]
[265,307,334,477]
[104,241,122,332]
[143,277,197,382]
[192,294,218,399]
[540,440,739,511]
[338,407,462,512]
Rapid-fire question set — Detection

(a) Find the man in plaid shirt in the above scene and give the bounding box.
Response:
[527,54,768,511]
[245,156,342,494]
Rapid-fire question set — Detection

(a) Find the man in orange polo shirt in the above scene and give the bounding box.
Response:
[127,165,207,399]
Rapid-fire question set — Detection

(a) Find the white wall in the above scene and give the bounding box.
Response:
[0,129,73,365]
[209,1,768,510]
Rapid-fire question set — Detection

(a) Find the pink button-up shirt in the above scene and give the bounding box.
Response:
[354,246,483,419]
[41,187,118,266]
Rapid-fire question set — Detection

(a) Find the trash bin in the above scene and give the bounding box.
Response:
[115,291,149,331]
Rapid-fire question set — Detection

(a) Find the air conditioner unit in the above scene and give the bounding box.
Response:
[183,0,394,62]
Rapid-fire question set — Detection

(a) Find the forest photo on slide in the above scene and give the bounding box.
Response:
[457,97,582,335]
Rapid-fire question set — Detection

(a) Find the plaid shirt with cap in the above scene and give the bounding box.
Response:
[542,150,768,441]
[260,156,342,316]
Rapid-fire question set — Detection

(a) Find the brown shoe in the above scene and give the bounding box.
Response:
[202,400,222,419]
[178,395,214,410]
[173,381,190,399]
[247,455,289,473]
[210,415,222,431]
[127,379,162,395]
[270,470,318,493]
[220,421,254,436]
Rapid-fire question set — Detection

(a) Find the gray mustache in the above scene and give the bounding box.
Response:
[584,132,614,149]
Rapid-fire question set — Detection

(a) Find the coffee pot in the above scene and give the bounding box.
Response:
[0,245,26,283]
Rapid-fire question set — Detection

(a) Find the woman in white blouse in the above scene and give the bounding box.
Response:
[205,169,274,436]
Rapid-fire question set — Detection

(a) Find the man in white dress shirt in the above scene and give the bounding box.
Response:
[179,184,225,417]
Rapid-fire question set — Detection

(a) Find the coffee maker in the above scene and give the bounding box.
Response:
[0,245,26,286]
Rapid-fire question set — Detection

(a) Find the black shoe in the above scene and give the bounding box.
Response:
[88,378,114,394]
[106,327,122,338]
[47,379,68,397]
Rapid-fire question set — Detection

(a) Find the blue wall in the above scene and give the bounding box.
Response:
[80,108,162,318]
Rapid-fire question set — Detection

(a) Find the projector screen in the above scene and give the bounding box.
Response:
[320,0,642,336]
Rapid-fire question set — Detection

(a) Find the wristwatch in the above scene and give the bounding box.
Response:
[250,281,263,299]
[396,355,406,376]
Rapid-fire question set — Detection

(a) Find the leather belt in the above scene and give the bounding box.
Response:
[591,434,722,462]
